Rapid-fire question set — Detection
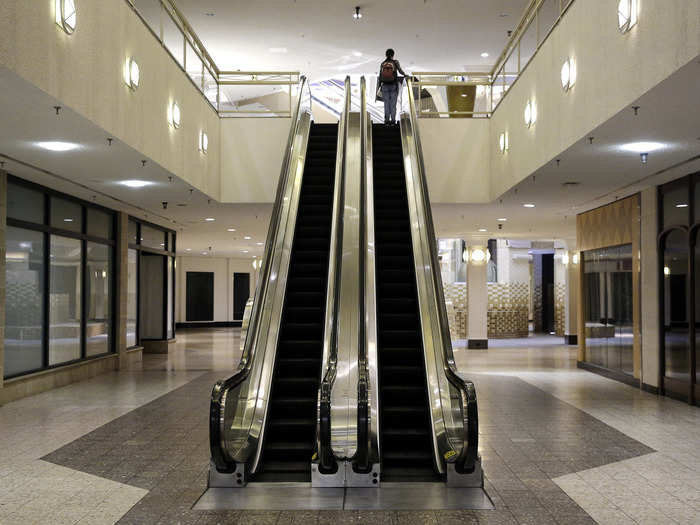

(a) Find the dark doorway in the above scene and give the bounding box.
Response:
[542,253,555,333]
[186,272,214,322]
[233,273,250,321]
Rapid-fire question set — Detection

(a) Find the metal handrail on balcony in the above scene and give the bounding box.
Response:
[411,72,492,118]
[489,0,576,111]
[124,0,301,117]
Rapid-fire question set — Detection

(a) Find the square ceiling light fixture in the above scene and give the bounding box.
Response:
[124,57,140,90]
[618,0,638,33]
[169,101,181,128]
[55,0,76,34]
[524,100,537,128]
[498,132,509,153]
[199,130,208,153]
[561,57,577,91]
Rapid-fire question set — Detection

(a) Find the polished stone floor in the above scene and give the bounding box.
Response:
[1,330,698,524]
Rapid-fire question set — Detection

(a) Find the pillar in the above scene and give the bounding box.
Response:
[640,187,660,390]
[115,212,128,369]
[564,249,579,345]
[0,170,6,387]
[466,243,488,349]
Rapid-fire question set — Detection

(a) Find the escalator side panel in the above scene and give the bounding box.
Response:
[253,123,338,482]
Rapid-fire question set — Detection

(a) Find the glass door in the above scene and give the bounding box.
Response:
[663,230,691,400]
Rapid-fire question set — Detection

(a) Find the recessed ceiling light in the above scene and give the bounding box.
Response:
[227,228,236,232]
[269,47,288,53]
[242,250,249,253]
[119,179,153,188]
[676,203,688,208]
[186,248,192,251]
[244,235,251,240]
[201,251,208,255]
[205,217,215,222]
[352,51,363,57]
[523,203,536,208]
[619,141,665,153]
[497,218,508,222]
[478,228,487,232]
[460,93,468,97]
[204,12,215,16]
[480,52,489,58]
[36,141,79,152]
[63,218,73,222]
[256,242,263,246]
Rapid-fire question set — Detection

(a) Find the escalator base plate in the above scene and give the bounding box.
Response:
[194,484,493,510]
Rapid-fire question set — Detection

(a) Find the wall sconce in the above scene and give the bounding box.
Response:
[199,130,208,153]
[561,57,577,91]
[562,252,570,265]
[124,57,140,90]
[524,100,537,128]
[169,101,181,128]
[498,131,509,153]
[465,247,490,265]
[618,0,638,33]
[663,266,670,276]
[55,0,77,34]
[572,253,579,265]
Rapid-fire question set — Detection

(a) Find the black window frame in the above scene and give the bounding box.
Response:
[4,175,116,379]
[127,217,177,344]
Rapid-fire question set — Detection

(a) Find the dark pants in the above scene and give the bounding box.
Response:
[381,82,399,123]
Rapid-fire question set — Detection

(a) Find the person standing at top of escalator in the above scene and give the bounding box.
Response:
[378,49,409,125]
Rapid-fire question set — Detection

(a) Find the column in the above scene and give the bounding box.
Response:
[115,212,128,369]
[0,170,6,387]
[466,243,488,349]
[640,187,660,390]
[564,247,579,345]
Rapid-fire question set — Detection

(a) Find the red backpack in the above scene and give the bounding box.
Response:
[380,60,397,83]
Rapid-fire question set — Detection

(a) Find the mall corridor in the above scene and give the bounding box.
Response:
[2,0,700,523]
[0,329,698,524]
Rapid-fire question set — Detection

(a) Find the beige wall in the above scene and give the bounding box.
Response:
[219,118,290,203]
[418,119,490,204]
[489,0,700,200]
[175,256,258,323]
[0,0,221,200]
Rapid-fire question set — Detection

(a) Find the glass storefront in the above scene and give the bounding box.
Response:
[4,227,44,377]
[583,244,634,376]
[127,219,176,344]
[4,178,115,379]
[659,174,699,404]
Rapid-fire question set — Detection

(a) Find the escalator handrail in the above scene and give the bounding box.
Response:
[317,75,351,473]
[402,77,479,473]
[210,76,312,474]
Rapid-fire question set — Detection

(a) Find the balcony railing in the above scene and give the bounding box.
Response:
[124,0,300,117]
[125,0,575,118]
[489,0,576,111]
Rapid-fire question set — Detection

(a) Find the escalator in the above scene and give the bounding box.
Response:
[253,123,337,482]
[372,123,441,482]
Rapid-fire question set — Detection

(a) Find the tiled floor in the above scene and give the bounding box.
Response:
[1,330,698,524]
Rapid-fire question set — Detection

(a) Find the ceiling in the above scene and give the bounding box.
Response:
[174,0,529,80]
[1,25,698,257]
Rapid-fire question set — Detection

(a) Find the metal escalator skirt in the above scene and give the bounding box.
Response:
[218,111,312,471]
[329,109,363,460]
[398,104,470,474]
